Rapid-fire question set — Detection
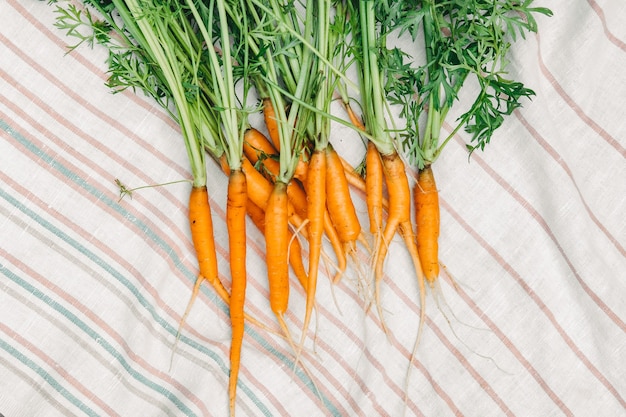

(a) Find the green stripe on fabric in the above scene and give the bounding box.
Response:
[2,119,339,416]
[0,262,197,417]
[0,335,100,417]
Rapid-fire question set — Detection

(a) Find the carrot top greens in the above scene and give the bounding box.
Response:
[377,0,552,168]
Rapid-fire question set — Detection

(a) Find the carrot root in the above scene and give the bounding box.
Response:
[226,169,248,417]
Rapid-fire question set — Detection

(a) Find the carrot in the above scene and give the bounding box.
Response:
[344,101,366,131]
[262,97,280,150]
[365,141,384,239]
[243,129,308,220]
[245,199,309,292]
[293,152,309,184]
[340,156,367,195]
[188,186,230,304]
[243,130,347,282]
[171,186,231,368]
[265,181,298,350]
[415,165,440,284]
[325,146,362,256]
[325,211,348,283]
[299,149,325,353]
[374,152,426,337]
[243,127,279,158]
[226,169,247,417]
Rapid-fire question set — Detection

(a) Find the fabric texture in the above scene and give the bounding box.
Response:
[1,1,624,416]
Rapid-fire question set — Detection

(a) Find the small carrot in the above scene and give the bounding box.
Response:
[344,101,366,131]
[374,152,425,337]
[188,186,230,304]
[325,146,362,256]
[172,186,231,368]
[243,131,347,282]
[245,199,309,292]
[415,165,440,284]
[293,152,309,184]
[243,130,308,221]
[299,149,326,353]
[262,97,280,150]
[365,141,383,241]
[240,157,306,233]
[265,181,298,350]
[340,155,367,196]
[226,169,247,417]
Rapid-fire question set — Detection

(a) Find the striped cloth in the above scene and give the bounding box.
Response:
[1,1,624,416]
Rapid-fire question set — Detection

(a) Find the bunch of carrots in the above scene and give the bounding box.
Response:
[53,0,551,414]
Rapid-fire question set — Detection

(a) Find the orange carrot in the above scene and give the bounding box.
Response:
[243,129,308,220]
[171,186,231,366]
[299,149,326,351]
[188,186,230,304]
[374,152,425,337]
[293,152,309,184]
[345,102,366,131]
[245,199,309,292]
[365,141,383,239]
[325,146,362,256]
[325,210,348,283]
[239,158,302,227]
[226,169,247,417]
[265,181,297,349]
[415,165,440,284]
[241,131,349,284]
[340,156,367,196]
[244,127,279,158]
[262,97,280,150]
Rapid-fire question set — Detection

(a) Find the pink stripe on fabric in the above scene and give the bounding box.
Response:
[0,321,122,417]
[0,32,189,199]
[0,249,212,417]
[440,198,575,416]
[10,0,181,129]
[332,279,461,417]
[515,111,625,257]
[586,0,626,51]
[383,273,513,416]
[448,143,626,409]
[0,49,353,413]
[0,127,313,415]
[457,132,625,334]
[0,100,216,312]
[535,33,626,157]
[0,354,79,416]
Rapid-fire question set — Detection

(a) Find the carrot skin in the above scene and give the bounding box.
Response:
[188,186,230,303]
[373,151,426,336]
[325,147,361,245]
[415,165,440,283]
[265,181,290,316]
[226,170,247,417]
[302,150,326,342]
[345,102,366,131]
[262,98,280,150]
[246,200,309,292]
[366,141,383,236]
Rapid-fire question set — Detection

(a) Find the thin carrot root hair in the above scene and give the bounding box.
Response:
[169,275,208,371]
